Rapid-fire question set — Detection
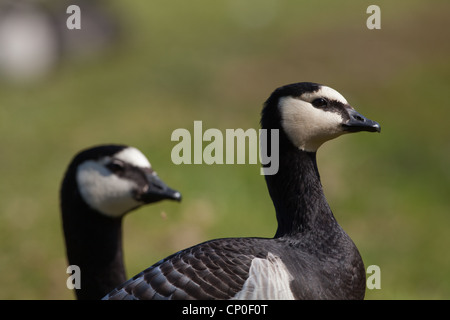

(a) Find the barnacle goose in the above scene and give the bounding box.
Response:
[60,144,181,300]
[103,82,381,300]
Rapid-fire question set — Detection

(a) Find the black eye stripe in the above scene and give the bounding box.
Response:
[105,160,150,189]
[309,98,352,121]
[311,98,328,108]
[106,159,126,174]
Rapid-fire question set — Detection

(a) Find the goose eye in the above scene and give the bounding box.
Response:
[107,159,125,174]
[312,98,328,108]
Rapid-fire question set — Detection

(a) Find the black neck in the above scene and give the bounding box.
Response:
[264,143,339,239]
[61,178,126,300]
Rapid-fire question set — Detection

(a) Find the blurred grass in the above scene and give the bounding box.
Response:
[0,0,449,299]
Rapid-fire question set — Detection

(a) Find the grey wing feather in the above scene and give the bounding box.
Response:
[103,238,259,300]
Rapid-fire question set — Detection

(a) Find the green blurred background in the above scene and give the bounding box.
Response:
[0,0,449,299]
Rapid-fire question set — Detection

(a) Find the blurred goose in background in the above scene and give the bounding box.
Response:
[60,144,181,300]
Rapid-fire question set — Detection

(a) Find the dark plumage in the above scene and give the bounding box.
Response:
[61,144,181,300]
[104,83,380,300]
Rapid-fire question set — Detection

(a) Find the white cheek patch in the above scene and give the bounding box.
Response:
[115,147,152,168]
[232,253,295,300]
[76,160,141,218]
[300,85,348,105]
[280,96,344,152]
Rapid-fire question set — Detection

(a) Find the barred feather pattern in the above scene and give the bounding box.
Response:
[103,238,269,300]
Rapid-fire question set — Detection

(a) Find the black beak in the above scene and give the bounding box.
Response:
[137,173,182,203]
[342,108,381,133]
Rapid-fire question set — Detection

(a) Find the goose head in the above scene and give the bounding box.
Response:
[262,82,381,152]
[72,144,181,218]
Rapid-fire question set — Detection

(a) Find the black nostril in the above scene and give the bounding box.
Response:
[353,115,365,122]
[151,182,164,190]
